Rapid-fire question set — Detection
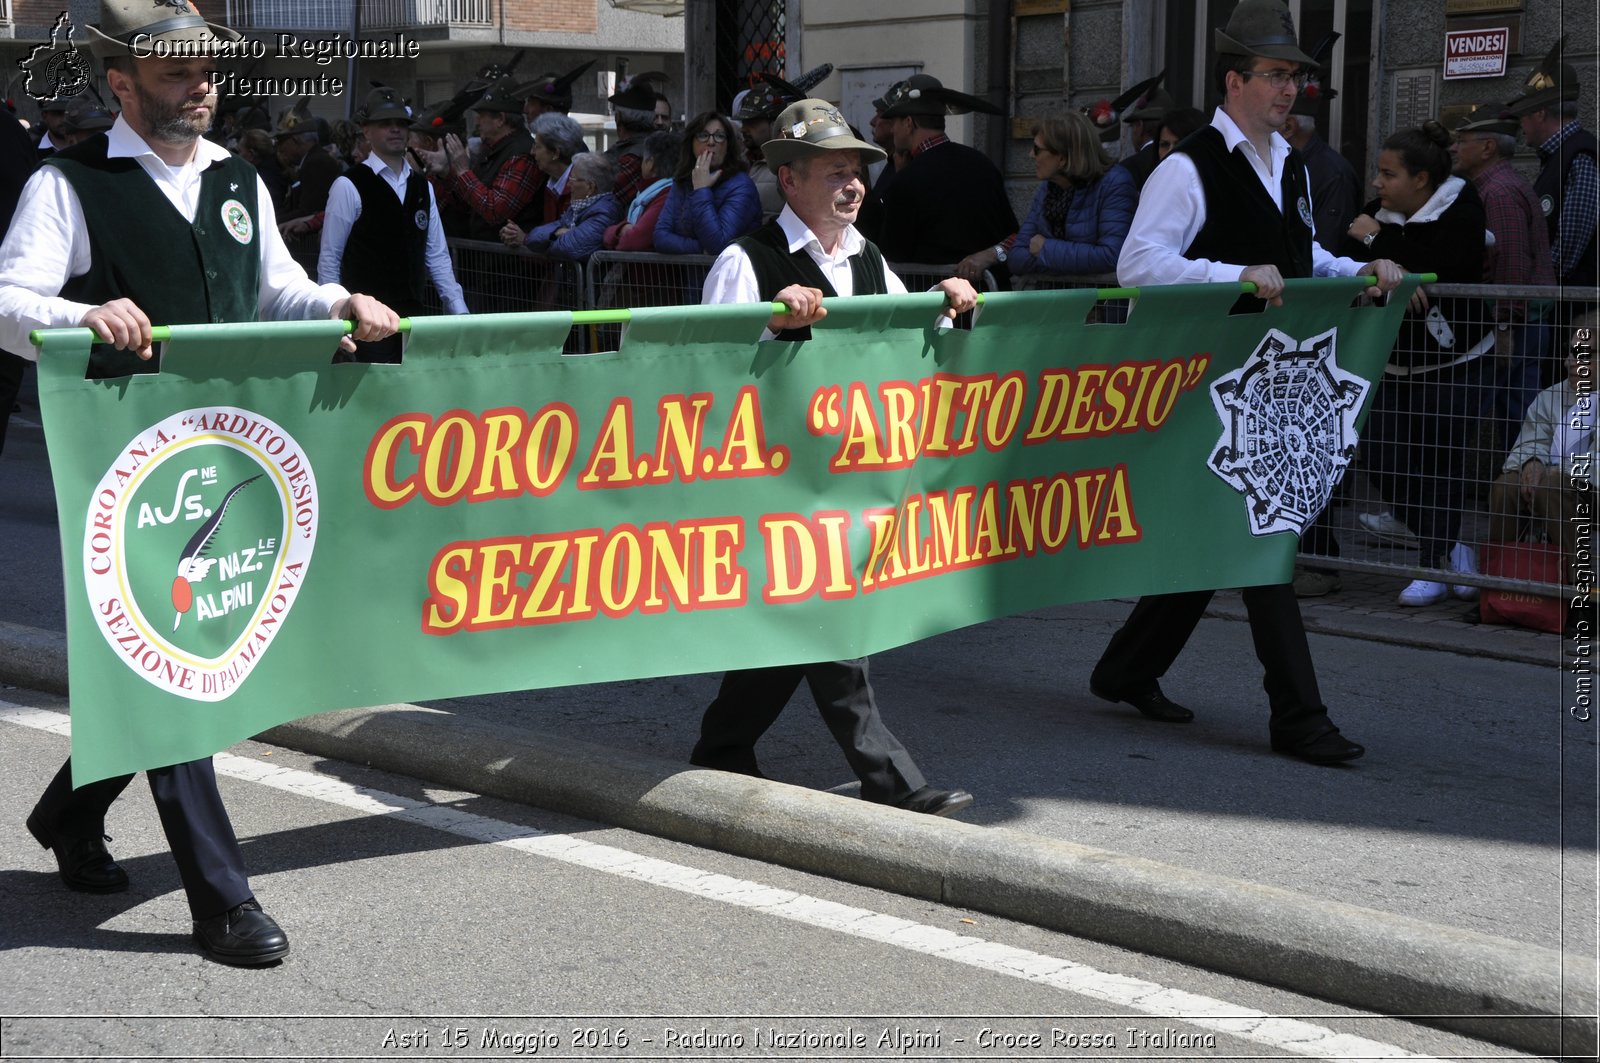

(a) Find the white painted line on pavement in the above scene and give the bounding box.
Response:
[3,704,1452,1061]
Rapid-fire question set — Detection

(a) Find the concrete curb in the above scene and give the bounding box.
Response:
[3,622,1592,1056]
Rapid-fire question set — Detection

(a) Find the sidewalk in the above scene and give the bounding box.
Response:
[1,588,1590,1056]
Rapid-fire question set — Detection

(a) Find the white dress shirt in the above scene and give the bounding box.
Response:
[318,152,469,315]
[0,115,348,357]
[1116,107,1368,288]
[703,205,907,338]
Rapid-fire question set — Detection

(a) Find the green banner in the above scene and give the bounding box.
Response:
[35,279,1415,784]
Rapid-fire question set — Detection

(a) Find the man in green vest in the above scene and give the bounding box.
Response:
[0,0,398,964]
[691,98,978,817]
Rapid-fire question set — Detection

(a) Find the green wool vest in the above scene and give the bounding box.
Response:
[736,220,887,341]
[47,140,261,378]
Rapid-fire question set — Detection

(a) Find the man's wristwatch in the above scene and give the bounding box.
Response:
[1361,230,1378,249]
[992,243,1008,263]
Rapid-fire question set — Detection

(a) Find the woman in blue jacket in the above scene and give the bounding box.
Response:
[1007,111,1136,277]
[653,111,761,256]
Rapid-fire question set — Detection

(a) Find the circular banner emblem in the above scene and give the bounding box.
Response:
[1296,196,1313,230]
[83,408,318,701]
[221,199,254,244]
[1540,193,1555,218]
[414,209,428,230]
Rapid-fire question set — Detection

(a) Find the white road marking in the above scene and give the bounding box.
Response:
[3,703,1452,1061]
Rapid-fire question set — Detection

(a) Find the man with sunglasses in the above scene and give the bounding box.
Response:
[1092,0,1405,766]
[319,85,468,362]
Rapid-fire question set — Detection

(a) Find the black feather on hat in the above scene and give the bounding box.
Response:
[1290,32,1339,116]
[735,65,834,122]
[1081,70,1165,142]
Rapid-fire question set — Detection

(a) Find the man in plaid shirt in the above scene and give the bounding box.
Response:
[604,80,660,211]
[424,77,541,241]
[1451,111,1557,446]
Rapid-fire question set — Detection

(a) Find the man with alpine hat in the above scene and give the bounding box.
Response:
[1115,74,1172,191]
[1091,0,1405,765]
[867,73,1017,284]
[691,98,977,818]
[421,76,540,241]
[0,0,398,964]
[1505,37,1596,312]
[605,77,663,209]
[32,95,75,158]
[319,84,469,362]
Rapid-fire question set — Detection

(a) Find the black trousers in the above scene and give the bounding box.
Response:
[694,658,926,803]
[29,757,252,919]
[1091,584,1333,740]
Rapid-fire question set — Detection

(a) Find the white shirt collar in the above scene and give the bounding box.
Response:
[550,162,572,195]
[1211,106,1289,170]
[776,204,863,262]
[105,114,231,170]
[363,150,412,183]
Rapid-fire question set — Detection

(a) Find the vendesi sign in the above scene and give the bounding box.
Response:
[1445,27,1510,79]
[34,281,1416,784]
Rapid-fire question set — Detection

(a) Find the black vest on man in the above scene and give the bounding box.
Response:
[46,139,260,378]
[735,220,888,342]
[1535,127,1598,287]
[339,163,430,318]
[1174,125,1314,284]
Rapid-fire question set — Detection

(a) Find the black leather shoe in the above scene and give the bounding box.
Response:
[1271,728,1365,765]
[688,746,767,779]
[890,786,974,818]
[47,834,129,894]
[193,900,289,965]
[1090,681,1194,722]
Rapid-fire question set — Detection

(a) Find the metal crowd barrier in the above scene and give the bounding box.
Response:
[1294,282,1596,604]
[418,246,1597,606]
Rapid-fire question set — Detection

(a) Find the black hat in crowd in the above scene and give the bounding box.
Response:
[513,60,596,111]
[1505,36,1581,116]
[272,98,330,144]
[1290,32,1339,117]
[1082,70,1164,142]
[39,95,76,114]
[358,84,412,125]
[735,64,835,122]
[608,71,668,112]
[63,102,115,134]
[876,74,1003,118]
[472,76,525,115]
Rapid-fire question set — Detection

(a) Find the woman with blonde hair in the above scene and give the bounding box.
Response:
[1007,110,1136,276]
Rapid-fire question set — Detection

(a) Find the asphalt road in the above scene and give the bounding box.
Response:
[2,380,1595,1059]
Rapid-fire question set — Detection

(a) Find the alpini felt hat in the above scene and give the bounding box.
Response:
[86,0,243,61]
[877,74,1003,118]
[762,98,885,167]
[1504,36,1581,116]
[514,61,596,111]
[358,84,412,125]
[472,76,525,115]
[1453,109,1519,138]
[1214,0,1316,66]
